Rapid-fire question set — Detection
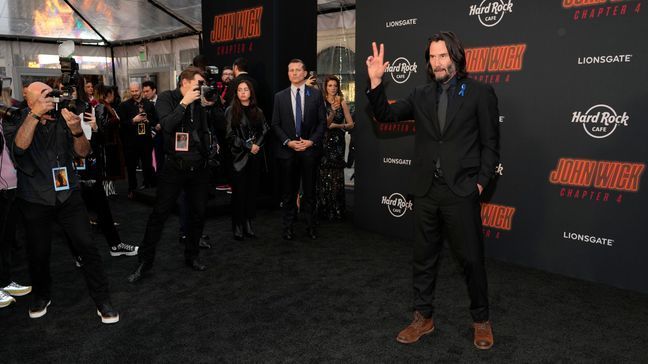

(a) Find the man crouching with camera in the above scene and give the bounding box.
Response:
[129,67,218,283]
[6,82,119,323]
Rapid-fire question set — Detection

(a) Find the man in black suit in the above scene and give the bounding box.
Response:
[117,82,158,198]
[366,32,499,350]
[271,59,326,240]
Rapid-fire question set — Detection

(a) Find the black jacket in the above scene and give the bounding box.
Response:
[367,78,500,197]
[117,98,158,146]
[156,88,217,161]
[225,106,269,172]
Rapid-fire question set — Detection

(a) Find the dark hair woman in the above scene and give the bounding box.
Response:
[316,75,354,220]
[225,80,269,240]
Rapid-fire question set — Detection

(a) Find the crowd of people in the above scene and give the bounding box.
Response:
[1,31,498,351]
[0,56,355,321]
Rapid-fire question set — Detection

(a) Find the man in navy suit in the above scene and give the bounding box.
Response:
[366,32,499,350]
[271,59,326,240]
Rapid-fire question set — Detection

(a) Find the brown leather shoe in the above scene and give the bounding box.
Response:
[473,321,494,350]
[396,311,435,344]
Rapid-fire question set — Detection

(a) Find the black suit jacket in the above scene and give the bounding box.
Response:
[271,85,326,159]
[367,77,499,197]
[117,98,158,146]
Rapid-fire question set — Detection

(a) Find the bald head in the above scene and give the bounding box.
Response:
[26,82,53,108]
[129,82,142,101]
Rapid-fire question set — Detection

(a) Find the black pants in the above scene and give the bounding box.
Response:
[139,157,209,265]
[80,181,120,247]
[17,191,111,304]
[231,155,261,225]
[278,154,318,231]
[412,177,489,322]
[0,188,17,287]
[124,139,155,192]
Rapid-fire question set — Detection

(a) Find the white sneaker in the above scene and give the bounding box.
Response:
[110,243,139,257]
[3,281,32,296]
[0,290,16,308]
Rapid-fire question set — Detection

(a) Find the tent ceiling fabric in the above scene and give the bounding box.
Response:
[0,0,353,43]
[0,0,195,44]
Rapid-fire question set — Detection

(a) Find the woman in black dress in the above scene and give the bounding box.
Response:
[226,80,269,240]
[317,75,354,220]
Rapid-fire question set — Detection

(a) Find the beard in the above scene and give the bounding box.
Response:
[432,63,457,83]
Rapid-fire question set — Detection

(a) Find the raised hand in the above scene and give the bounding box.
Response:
[366,42,389,89]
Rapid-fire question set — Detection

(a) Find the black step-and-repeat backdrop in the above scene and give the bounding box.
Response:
[354,1,648,293]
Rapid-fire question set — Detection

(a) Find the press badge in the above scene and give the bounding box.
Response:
[74,157,86,170]
[52,167,70,191]
[175,132,189,151]
[137,123,146,135]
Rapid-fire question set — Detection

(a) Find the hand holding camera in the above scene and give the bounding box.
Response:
[182,86,201,106]
[31,93,56,122]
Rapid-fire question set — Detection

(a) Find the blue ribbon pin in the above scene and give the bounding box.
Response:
[458,83,466,97]
[305,88,311,97]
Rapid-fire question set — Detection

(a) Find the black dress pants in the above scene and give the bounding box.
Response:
[80,181,120,247]
[138,158,209,265]
[17,191,111,304]
[412,177,489,322]
[0,188,17,287]
[278,153,318,231]
[231,155,261,225]
[124,138,155,192]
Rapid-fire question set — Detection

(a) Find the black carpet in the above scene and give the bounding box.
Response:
[2,185,648,363]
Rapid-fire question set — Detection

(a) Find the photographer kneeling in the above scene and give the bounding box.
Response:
[7,82,118,323]
[129,67,218,283]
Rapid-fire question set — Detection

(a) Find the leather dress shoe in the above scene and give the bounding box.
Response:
[306,227,317,240]
[127,262,152,283]
[199,238,212,249]
[473,321,494,350]
[244,219,256,238]
[186,258,207,271]
[396,311,435,344]
[233,223,244,241]
[283,228,294,240]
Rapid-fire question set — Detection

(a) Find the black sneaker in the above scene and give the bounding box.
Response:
[29,298,51,319]
[96,302,120,324]
[110,243,139,257]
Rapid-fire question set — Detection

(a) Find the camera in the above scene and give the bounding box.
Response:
[46,56,80,115]
[199,80,220,103]
[0,103,19,121]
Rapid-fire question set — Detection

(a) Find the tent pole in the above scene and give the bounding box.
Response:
[110,46,117,86]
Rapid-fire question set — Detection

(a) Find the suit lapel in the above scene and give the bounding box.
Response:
[443,79,467,134]
[303,86,310,124]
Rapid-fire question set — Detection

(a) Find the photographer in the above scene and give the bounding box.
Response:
[1,104,31,308]
[128,67,218,283]
[6,82,118,323]
[117,82,158,199]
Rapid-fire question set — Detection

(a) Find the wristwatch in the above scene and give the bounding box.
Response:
[28,112,42,121]
[179,101,188,109]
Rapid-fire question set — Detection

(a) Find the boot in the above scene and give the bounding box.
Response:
[244,219,256,238]
[233,222,244,241]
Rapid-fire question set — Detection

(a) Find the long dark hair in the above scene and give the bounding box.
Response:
[77,76,94,103]
[323,75,343,100]
[424,31,468,79]
[230,80,260,128]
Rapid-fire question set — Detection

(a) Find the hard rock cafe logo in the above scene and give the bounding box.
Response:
[386,57,418,84]
[481,203,516,239]
[381,193,413,218]
[469,0,514,27]
[465,43,526,84]
[562,0,642,21]
[571,104,629,139]
[209,6,263,56]
[549,158,645,204]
